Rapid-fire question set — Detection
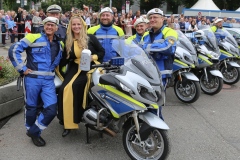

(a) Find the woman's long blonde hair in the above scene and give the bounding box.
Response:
[65,14,88,58]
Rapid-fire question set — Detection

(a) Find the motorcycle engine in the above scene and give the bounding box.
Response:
[83,108,108,126]
[83,108,98,125]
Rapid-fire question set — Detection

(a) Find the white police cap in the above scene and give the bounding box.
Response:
[146,8,163,19]
[46,4,62,13]
[214,18,223,24]
[134,17,147,28]
[43,17,59,25]
[99,7,113,16]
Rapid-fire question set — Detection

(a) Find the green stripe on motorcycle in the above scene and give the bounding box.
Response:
[151,104,159,109]
[198,55,213,65]
[98,84,146,109]
[174,59,188,67]
[220,49,232,57]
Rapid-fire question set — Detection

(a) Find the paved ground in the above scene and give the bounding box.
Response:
[1,39,240,160]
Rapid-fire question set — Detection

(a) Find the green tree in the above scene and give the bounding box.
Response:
[140,0,165,13]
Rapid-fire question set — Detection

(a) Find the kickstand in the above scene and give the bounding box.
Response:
[86,124,90,144]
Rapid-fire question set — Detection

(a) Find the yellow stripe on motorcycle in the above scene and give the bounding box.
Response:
[151,104,159,109]
[174,59,188,67]
[220,49,233,57]
[110,110,120,118]
[98,84,146,109]
[198,55,213,65]
[206,53,213,59]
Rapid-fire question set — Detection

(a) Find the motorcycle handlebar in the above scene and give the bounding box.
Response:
[92,62,110,68]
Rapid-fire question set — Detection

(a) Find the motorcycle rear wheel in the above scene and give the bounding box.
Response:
[123,124,170,160]
[200,74,223,95]
[220,66,240,85]
[174,80,200,103]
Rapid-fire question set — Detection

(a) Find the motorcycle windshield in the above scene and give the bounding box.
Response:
[218,29,238,47]
[112,39,162,86]
[200,26,219,53]
[176,30,196,56]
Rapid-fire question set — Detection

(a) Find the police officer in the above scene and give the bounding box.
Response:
[8,17,63,147]
[141,8,178,120]
[127,17,149,44]
[36,4,67,41]
[211,18,223,32]
[87,7,124,62]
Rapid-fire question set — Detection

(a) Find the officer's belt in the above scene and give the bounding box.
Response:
[29,71,55,76]
[160,70,172,75]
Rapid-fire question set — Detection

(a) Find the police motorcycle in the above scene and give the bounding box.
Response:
[222,23,240,63]
[169,30,200,103]
[189,26,223,95]
[215,28,240,85]
[56,39,170,160]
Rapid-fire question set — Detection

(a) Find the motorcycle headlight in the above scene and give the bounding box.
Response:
[137,84,158,102]
[120,83,133,94]
[210,51,220,59]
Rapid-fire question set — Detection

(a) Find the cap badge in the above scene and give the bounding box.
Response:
[155,9,159,12]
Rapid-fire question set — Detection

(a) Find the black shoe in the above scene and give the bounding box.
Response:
[31,136,46,147]
[26,132,46,147]
[62,129,71,137]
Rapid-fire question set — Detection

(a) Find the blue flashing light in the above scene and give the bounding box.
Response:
[191,38,198,44]
[198,40,205,45]
[110,57,125,66]
[220,35,226,39]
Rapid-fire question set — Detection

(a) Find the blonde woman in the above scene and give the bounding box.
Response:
[57,14,104,137]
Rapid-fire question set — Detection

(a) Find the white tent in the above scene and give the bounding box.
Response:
[191,0,220,10]
[236,7,240,11]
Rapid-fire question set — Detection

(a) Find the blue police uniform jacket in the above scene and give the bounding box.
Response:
[87,24,125,62]
[142,25,178,79]
[36,24,67,41]
[8,33,63,79]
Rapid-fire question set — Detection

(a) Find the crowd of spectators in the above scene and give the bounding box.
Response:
[165,13,239,32]
[0,5,239,46]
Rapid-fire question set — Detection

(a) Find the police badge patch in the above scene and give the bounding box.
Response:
[155,8,159,12]
[168,39,175,44]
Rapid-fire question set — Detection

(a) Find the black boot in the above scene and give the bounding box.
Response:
[26,132,46,147]
[62,129,71,137]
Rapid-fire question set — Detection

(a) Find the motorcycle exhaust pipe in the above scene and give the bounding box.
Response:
[103,127,117,137]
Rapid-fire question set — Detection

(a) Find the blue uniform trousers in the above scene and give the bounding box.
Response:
[24,77,57,137]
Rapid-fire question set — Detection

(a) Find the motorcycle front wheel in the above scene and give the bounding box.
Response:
[174,80,201,103]
[123,124,170,160]
[200,74,223,95]
[220,66,240,85]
